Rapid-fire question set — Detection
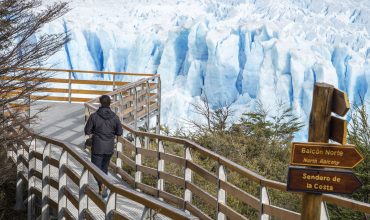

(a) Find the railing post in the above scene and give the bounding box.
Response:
[156,77,161,134]
[146,81,150,132]
[14,142,26,211]
[27,94,31,123]
[105,191,117,219]
[27,139,36,220]
[184,145,192,210]
[217,165,226,220]
[134,135,142,189]
[157,140,165,198]
[68,70,72,103]
[116,141,122,172]
[68,71,72,103]
[113,73,116,91]
[58,150,68,219]
[112,94,118,114]
[118,92,124,122]
[144,136,150,157]
[133,87,138,130]
[260,186,270,220]
[84,107,90,122]
[1,105,4,134]
[78,168,89,220]
[320,202,330,220]
[27,138,37,220]
[41,143,51,220]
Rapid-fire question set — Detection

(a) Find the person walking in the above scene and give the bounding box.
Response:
[84,95,123,198]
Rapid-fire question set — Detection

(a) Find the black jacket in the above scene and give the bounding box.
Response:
[84,107,123,154]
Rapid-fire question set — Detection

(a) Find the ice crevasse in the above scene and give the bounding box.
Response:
[41,0,370,139]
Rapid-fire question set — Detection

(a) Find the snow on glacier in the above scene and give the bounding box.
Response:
[43,0,370,139]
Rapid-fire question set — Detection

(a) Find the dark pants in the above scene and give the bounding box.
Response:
[91,154,112,188]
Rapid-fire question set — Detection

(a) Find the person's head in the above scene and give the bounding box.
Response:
[99,95,111,108]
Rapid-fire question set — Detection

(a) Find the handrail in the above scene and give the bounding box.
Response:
[14,67,157,76]
[6,107,195,219]
[5,66,369,219]
[113,111,370,214]
[32,133,195,219]
[85,75,160,105]
[3,67,158,103]
[84,74,370,220]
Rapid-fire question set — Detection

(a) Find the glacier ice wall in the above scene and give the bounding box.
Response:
[43,0,370,139]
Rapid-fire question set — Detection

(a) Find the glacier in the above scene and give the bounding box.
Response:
[42,0,370,139]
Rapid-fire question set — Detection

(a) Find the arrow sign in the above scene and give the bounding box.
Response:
[332,88,350,117]
[290,142,364,169]
[330,116,347,144]
[287,167,362,194]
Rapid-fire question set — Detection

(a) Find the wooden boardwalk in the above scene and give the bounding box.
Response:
[6,69,370,220]
[31,102,86,147]
[27,101,173,219]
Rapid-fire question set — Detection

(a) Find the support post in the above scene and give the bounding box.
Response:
[320,202,330,220]
[217,165,226,220]
[119,92,124,122]
[134,136,142,190]
[1,105,4,135]
[14,142,26,211]
[301,83,334,220]
[116,141,122,171]
[68,71,72,103]
[142,206,155,220]
[58,150,68,219]
[184,145,192,211]
[156,77,161,134]
[146,81,150,132]
[260,186,270,220]
[105,192,117,218]
[27,94,31,123]
[27,138,37,220]
[157,140,165,198]
[133,87,138,130]
[113,73,116,91]
[78,169,89,220]
[41,143,51,220]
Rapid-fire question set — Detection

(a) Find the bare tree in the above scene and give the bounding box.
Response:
[187,93,234,134]
[188,93,212,131]
[0,0,69,217]
[0,0,69,142]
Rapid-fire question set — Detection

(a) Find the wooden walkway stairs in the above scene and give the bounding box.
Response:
[3,68,370,220]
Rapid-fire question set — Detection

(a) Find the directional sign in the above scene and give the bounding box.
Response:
[290,142,364,169]
[332,88,350,117]
[330,88,349,144]
[330,116,347,144]
[287,167,362,194]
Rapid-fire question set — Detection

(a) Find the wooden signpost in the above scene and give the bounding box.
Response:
[286,83,364,220]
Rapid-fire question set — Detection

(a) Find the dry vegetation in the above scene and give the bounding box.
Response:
[0,0,68,218]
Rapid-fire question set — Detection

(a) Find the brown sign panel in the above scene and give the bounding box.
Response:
[290,142,364,169]
[287,167,362,194]
[330,116,347,144]
[332,88,350,117]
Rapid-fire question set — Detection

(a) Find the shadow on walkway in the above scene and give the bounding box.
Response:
[31,101,86,146]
